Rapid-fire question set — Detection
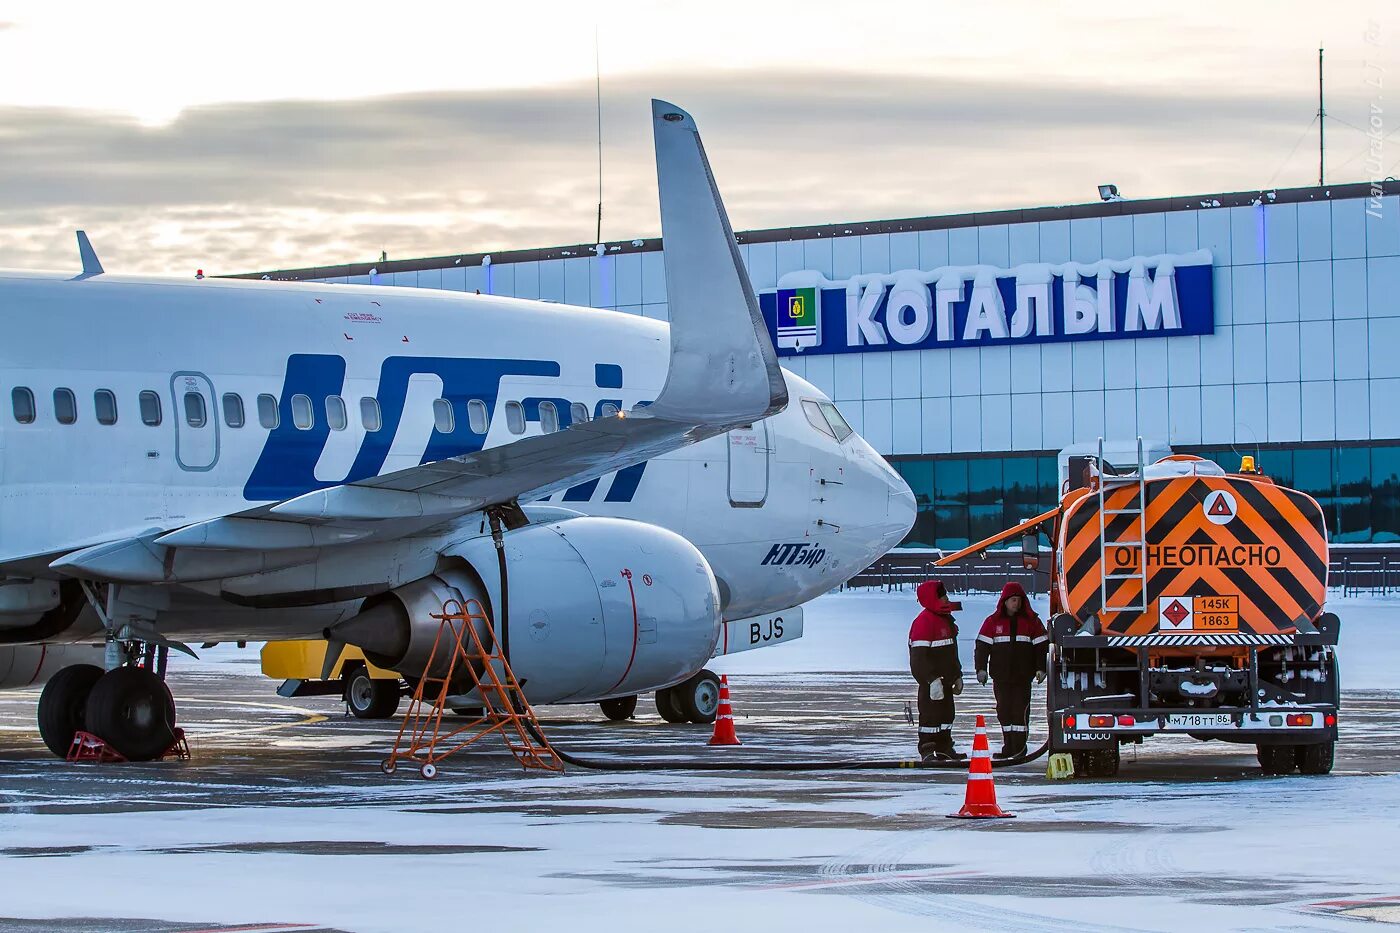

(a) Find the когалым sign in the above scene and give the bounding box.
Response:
[759,250,1214,356]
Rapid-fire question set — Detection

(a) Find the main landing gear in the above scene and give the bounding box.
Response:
[594,670,723,724]
[36,642,178,761]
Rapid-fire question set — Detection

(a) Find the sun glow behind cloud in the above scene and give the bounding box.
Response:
[0,1,1391,274]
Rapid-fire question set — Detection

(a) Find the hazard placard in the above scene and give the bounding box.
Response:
[1158,597,1194,632]
[1203,489,1237,525]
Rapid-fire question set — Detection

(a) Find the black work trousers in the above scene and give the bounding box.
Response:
[993,677,1033,733]
[916,678,956,755]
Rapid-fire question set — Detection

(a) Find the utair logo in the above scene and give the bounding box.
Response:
[760,542,827,567]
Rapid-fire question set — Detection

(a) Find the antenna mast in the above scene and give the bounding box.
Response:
[595,28,603,244]
[1318,46,1325,187]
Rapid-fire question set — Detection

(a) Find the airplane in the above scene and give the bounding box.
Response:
[0,100,916,762]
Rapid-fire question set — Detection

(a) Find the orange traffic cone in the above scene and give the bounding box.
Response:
[708,675,741,746]
[948,715,1015,819]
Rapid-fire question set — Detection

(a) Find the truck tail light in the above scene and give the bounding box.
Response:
[1088,715,1114,728]
[1324,713,1337,727]
[1286,713,1315,727]
[1117,715,1136,727]
[1063,715,1076,730]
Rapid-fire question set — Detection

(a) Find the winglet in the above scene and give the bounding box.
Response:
[75,230,103,277]
[644,100,787,425]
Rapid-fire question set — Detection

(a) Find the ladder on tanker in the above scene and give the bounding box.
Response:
[1097,436,1149,615]
[381,598,563,779]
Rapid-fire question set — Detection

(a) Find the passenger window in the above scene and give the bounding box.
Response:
[803,399,835,438]
[599,402,620,419]
[222,393,245,428]
[538,400,559,433]
[53,388,77,425]
[360,397,381,432]
[183,391,207,428]
[94,389,118,425]
[139,390,162,426]
[432,398,455,433]
[290,394,313,430]
[467,399,489,434]
[570,402,589,425]
[326,395,347,431]
[11,387,35,424]
[505,400,525,435]
[819,401,853,442]
[257,393,279,429]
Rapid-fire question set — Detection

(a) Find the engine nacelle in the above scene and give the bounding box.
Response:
[0,644,106,688]
[328,517,721,705]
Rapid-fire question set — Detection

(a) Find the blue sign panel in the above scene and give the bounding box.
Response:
[759,251,1214,356]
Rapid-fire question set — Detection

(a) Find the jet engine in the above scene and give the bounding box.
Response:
[327,517,721,704]
[0,644,106,688]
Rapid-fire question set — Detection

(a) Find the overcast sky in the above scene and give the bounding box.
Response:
[0,1,1394,275]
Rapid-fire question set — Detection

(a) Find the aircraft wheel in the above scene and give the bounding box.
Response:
[37,664,103,758]
[1257,743,1299,775]
[84,666,177,762]
[1297,741,1335,775]
[655,687,688,723]
[600,695,638,721]
[672,669,721,725]
[345,667,400,719]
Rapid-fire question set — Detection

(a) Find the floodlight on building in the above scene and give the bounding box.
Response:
[1098,184,1122,202]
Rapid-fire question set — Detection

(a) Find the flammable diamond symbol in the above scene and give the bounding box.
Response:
[1163,599,1190,626]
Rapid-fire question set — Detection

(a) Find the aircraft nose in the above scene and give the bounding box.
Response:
[887,474,916,540]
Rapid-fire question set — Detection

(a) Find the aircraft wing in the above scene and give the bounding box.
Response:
[51,101,787,581]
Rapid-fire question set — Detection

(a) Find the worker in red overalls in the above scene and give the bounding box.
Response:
[975,581,1048,759]
[908,580,965,761]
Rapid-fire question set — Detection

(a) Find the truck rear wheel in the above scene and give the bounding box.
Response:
[1257,743,1298,775]
[1297,741,1335,775]
[345,667,400,719]
[600,695,638,721]
[1071,747,1119,778]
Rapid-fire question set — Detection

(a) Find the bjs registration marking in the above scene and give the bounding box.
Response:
[1167,713,1235,729]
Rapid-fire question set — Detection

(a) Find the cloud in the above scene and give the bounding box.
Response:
[0,69,1375,275]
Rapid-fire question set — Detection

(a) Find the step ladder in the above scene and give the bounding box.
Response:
[381,598,563,779]
[1097,436,1149,616]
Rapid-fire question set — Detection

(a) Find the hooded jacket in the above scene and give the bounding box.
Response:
[974,581,1048,681]
[908,580,963,685]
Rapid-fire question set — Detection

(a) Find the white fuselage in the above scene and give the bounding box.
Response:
[0,270,914,644]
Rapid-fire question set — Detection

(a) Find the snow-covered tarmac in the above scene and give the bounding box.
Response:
[0,590,1397,932]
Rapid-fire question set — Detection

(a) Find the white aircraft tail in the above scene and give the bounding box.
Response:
[644,99,787,424]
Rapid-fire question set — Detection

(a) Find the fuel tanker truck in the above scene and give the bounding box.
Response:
[939,439,1340,778]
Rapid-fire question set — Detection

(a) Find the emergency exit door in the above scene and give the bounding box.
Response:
[171,372,220,471]
[727,422,769,507]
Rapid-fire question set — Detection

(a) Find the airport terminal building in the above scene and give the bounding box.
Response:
[252,180,1400,550]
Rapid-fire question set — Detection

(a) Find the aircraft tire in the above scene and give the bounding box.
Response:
[37,663,103,758]
[1257,743,1299,775]
[672,669,721,725]
[1297,741,1335,775]
[84,666,177,762]
[655,687,688,723]
[345,667,401,719]
[600,695,638,721]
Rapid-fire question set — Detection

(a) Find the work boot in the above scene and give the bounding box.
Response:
[922,731,962,762]
[1002,733,1027,759]
[994,730,1014,759]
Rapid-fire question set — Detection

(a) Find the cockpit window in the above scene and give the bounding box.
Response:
[819,402,854,442]
[802,399,835,438]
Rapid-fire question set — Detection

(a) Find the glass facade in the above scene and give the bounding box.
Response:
[894,454,1059,550]
[893,443,1400,549]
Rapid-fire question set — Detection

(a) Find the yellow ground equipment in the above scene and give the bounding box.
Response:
[260,642,404,719]
[939,439,1340,778]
